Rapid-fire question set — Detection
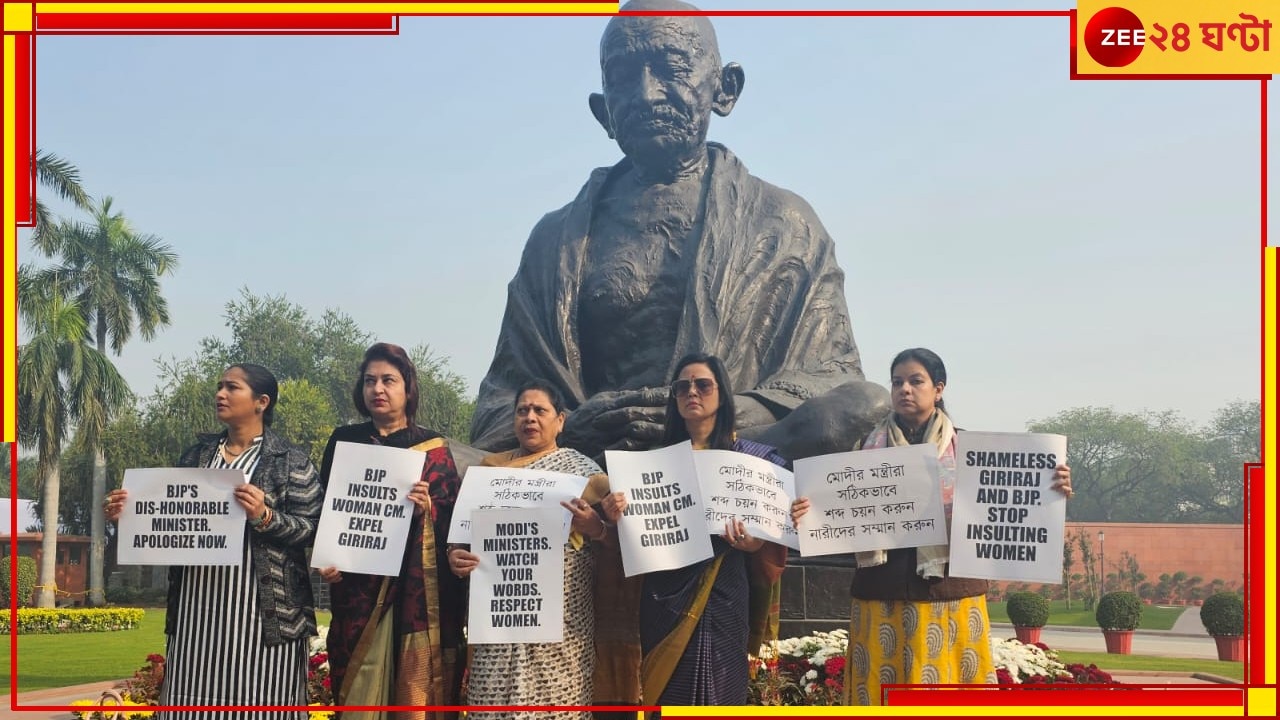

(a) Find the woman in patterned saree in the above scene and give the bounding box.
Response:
[447,378,614,720]
[601,352,789,706]
[317,342,466,719]
[105,363,323,719]
[790,348,1074,704]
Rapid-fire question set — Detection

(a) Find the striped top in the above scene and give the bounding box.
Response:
[156,436,309,720]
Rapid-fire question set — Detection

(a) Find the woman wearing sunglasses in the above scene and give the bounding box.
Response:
[602,353,788,706]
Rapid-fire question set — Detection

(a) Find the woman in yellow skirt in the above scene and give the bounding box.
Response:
[791,348,1074,705]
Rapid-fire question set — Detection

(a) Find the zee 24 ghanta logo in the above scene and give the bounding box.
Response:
[1083,5,1272,68]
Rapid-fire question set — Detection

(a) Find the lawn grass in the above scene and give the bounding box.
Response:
[986,600,1185,630]
[1056,650,1244,682]
[2,609,333,693]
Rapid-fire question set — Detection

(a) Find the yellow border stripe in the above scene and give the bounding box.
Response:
[1265,246,1276,686]
[36,3,619,14]
[1249,688,1276,716]
[4,3,34,32]
[3,34,15,444]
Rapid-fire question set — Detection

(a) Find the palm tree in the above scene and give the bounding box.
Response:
[26,197,176,606]
[16,269,129,608]
[31,149,93,248]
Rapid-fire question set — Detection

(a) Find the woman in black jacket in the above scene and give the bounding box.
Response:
[106,363,323,719]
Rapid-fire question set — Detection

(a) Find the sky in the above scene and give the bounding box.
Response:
[21,1,1272,440]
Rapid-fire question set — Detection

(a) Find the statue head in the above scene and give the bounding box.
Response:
[590,0,745,177]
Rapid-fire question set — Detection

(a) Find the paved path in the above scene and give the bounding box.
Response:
[0,680,117,720]
[2,609,1236,719]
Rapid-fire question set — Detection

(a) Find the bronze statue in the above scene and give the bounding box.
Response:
[471,0,889,462]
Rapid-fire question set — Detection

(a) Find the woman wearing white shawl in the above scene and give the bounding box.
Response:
[791,348,1073,705]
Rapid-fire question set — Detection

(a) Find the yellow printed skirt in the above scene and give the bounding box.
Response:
[844,596,997,706]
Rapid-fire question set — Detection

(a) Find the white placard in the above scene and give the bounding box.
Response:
[947,432,1068,583]
[310,442,424,576]
[117,468,247,566]
[792,445,948,557]
[693,449,798,550]
[467,506,564,644]
[605,441,714,577]
[447,466,589,545]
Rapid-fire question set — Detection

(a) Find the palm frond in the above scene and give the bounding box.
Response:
[34,148,92,211]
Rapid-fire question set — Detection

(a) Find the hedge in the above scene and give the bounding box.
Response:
[0,607,145,634]
[0,556,37,608]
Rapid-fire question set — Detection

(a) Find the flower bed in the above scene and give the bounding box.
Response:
[991,637,1117,685]
[0,607,144,634]
[749,629,847,705]
[750,630,1118,704]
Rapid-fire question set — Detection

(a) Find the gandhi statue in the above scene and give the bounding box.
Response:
[470,0,889,462]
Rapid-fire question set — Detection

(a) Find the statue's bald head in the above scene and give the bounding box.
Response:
[602,0,721,70]
[590,0,743,177]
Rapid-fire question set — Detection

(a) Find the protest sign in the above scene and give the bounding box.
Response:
[310,441,423,576]
[117,468,246,566]
[606,441,713,577]
[948,432,1068,583]
[792,445,947,557]
[467,506,564,644]
[693,449,798,550]
[447,466,588,545]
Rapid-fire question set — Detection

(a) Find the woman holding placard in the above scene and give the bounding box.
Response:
[447,379,620,718]
[790,347,1073,705]
[600,353,789,706]
[104,363,323,719]
[316,343,466,718]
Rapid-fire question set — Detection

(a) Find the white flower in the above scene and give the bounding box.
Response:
[989,637,1068,683]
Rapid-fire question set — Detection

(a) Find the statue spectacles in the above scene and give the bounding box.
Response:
[671,378,716,397]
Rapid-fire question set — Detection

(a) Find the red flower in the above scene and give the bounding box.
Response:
[322,676,331,689]
[146,653,165,664]
[823,655,846,679]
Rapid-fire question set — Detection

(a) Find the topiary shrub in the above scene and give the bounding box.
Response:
[1200,591,1244,637]
[1095,590,1143,631]
[0,556,38,608]
[1005,591,1051,628]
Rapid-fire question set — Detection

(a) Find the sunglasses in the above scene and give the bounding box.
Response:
[671,378,717,397]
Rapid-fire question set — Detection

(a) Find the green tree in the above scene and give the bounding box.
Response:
[275,378,338,467]
[410,345,475,440]
[314,309,374,425]
[27,196,177,607]
[109,290,477,494]
[1180,400,1256,523]
[139,356,223,466]
[1071,528,1099,610]
[1062,534,1076,609]
[0,445,39,500]
[203,288,321,382]
[16,270,129,607]
[1029,407,1209,522]
[31,148,92,248]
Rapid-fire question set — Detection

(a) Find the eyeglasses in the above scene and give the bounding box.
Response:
[671,378,717,397]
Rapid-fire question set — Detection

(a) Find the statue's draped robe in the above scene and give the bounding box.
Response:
[472,144,865,451]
